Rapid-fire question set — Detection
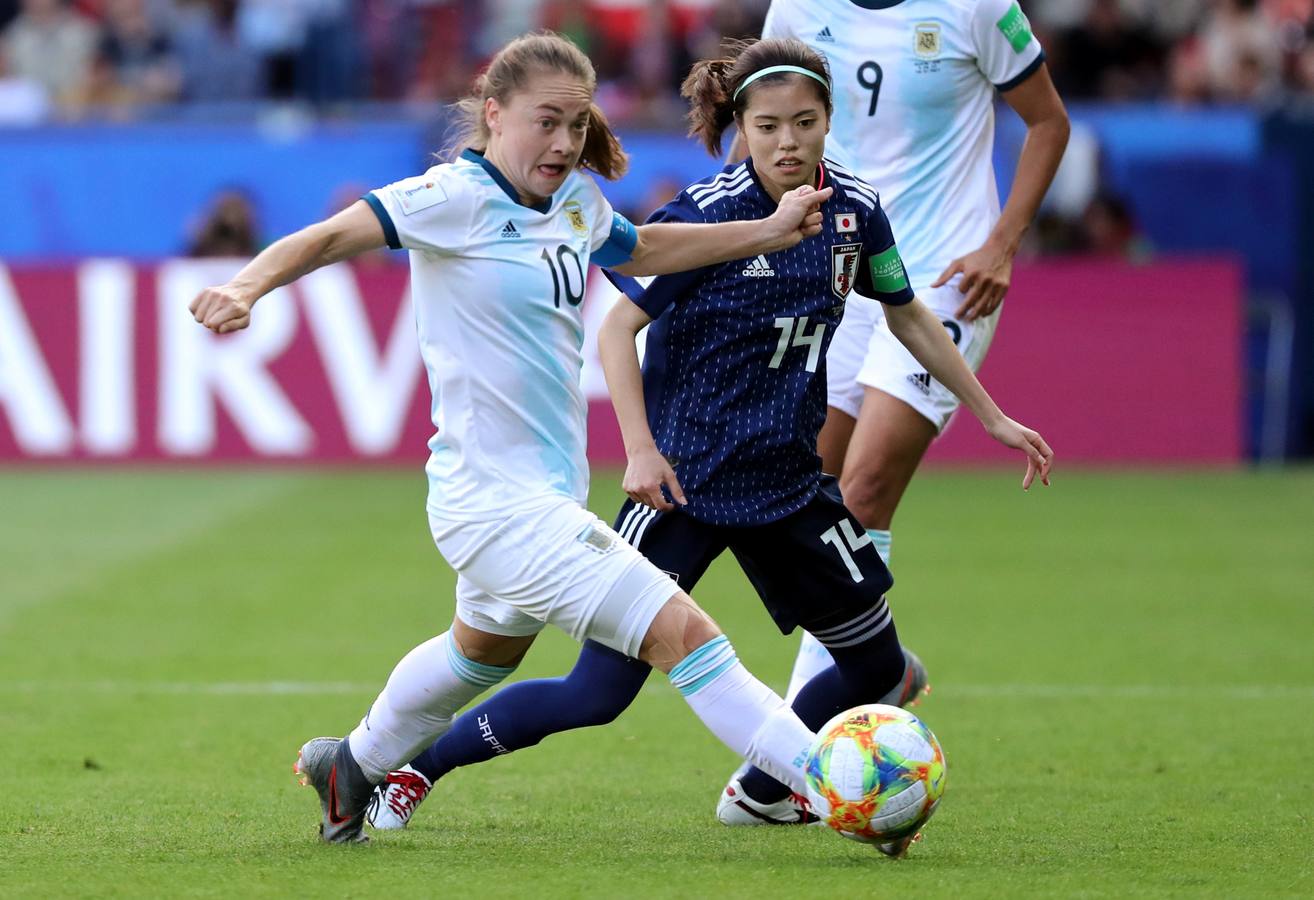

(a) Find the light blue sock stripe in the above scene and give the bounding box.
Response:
[668,635,730,685]
[868,529,891,567]
[668,635,739,697]
[674,656,737,696]
[445,634,515,688]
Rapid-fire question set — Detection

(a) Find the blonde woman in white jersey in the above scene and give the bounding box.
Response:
[189,33,839,845]
[728,0,1070,706]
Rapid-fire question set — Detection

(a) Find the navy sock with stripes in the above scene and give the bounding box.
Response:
[737,604,905,806]
[409,640,650,784]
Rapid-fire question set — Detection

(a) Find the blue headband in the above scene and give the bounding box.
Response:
[733,64,831,102]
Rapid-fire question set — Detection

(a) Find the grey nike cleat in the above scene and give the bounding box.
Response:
[295,736,375,844]
[876,830,923,858]
[878,647,930,708]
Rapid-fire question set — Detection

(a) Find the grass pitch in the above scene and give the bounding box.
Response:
[1,467,1311,898]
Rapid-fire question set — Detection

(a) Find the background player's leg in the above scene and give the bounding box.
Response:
[838,387,938,531]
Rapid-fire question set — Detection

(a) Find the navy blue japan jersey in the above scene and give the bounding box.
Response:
[609,157,914,526]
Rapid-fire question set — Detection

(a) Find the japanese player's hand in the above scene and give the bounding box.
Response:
[766,184,833,250]
[190,285,254,334]
[932,239,1014,321]
[622,445,687,512]
[986,415,1053,490]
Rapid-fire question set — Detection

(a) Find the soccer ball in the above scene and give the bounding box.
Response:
[804,704,946,845]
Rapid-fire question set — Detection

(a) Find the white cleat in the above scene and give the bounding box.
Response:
[715,777,819,826]
[366,765,432,831]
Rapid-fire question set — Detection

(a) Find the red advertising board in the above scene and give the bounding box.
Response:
[0,258,1242,465]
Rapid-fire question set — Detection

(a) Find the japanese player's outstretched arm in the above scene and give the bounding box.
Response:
[190,200,387,334]
[884,298,1054,489]
[596,295,686,512]
[609,185,832,277]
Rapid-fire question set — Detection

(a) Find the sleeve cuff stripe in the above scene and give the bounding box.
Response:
[996,50,1046,93]
[362,193,402,250]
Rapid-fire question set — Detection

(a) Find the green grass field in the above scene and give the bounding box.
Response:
[2,467,1311,898]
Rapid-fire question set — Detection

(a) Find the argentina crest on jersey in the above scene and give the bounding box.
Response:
[914,22,942,59]
[831,242,861,299]
[563,200,588,236]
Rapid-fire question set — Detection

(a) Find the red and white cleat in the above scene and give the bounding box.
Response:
[366,765,433,831]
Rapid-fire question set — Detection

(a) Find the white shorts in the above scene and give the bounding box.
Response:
[428,497,678,659]
[827,281,1001,432]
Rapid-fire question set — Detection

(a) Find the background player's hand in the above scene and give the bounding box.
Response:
[765,185,833,250]
[622,445,687,511]
[932,238,1014,321]
[190,284,255,334]
[985,415,1053,490]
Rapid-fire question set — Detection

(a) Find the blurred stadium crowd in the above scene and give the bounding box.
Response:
[2,0,1314,125]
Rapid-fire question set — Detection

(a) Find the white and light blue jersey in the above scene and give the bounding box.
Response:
[763,0,1046,290]
[365,150,637,520]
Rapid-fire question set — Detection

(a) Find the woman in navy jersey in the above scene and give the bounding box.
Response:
[371,38,1051,855]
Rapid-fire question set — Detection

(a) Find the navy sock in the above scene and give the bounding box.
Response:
[738,622,905,805]
[409,639,651,784]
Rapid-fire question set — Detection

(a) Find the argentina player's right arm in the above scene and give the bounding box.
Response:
[192,169,465,335]
[190,200,387,335]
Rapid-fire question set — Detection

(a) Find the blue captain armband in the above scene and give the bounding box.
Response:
[591,212,639,267]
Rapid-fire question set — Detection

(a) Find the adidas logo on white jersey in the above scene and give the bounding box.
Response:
[500,220,521,239]
[742,255,776,277]
[815,26,836,43]
[907,372,932,395]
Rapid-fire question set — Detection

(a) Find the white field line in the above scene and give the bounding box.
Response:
[3,681,1313,700]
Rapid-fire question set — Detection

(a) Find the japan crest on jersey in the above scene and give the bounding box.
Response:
[831,242,862,299]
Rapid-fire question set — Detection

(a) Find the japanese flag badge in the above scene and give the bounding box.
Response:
[834,212,858,234]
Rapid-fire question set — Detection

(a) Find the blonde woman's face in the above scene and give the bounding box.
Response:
[739,77,830,202]
[485,71,592,205]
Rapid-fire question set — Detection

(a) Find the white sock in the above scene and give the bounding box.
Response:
[668,635,813,795]
[348,631,514,782]
[784,529,891,702]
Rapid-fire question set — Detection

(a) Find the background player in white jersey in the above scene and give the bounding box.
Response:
[740,0,1071,698]
[187,32,838,845]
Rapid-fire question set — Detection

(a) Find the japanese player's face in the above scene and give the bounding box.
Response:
[738,77,830,203]
[485,71,592,205]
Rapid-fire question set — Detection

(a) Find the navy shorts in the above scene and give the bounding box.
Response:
[610,476,893,636]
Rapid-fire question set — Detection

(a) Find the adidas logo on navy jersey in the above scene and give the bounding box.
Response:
[742,255,776,277]
[816,26,836,43]
[907,372,932,395]
[500,220,521,239]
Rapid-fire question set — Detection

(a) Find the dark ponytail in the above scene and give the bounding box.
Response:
[680,38,833,157]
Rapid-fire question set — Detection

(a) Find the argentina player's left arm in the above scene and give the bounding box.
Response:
[860,211,1054,489]
[606,184,832,277]
[932,1,1071,321]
